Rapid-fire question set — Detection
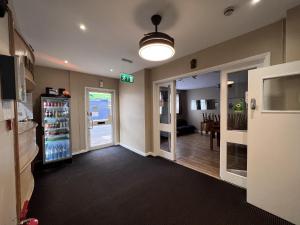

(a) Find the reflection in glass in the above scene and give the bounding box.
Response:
[263,74,300,111]
[227,143,247,177]
[160,85,171,124]
[191,100,196,110]
[227,69,249,131]
[160,131,171,152]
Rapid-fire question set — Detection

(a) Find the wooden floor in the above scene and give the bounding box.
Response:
[176,133,220,178]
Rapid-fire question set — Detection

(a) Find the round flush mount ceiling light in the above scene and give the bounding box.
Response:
[139,14,175,62]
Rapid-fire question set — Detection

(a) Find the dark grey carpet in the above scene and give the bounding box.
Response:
[28,146,292,225]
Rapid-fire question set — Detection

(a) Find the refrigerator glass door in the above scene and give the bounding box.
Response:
[42,97,71,163]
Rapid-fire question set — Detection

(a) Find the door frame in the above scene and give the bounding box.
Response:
[153,81,177,160]
[84,87,116,151]
[220,61,269,188]
[152,52,270,181]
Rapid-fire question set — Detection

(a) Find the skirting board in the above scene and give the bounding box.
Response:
[72,149,89,156]
[72,145,157,157]
[119,143,156,157]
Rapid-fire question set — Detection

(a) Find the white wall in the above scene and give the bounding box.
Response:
[185,87,220,130]
[0,14,18,225]
[119,70,147,155]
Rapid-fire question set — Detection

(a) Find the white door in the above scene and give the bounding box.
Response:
[247,61,300,225]
[154,81,176,160]
[85,88,115,150]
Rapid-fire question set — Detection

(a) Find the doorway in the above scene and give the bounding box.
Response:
[85,87,115,150]
[153,53,270,187]
[175,72,221,178]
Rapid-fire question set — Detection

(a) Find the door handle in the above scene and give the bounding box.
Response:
[250,98,256,110]
[87,112,93,129]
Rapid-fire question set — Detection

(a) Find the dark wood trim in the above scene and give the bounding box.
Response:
[7,7,15,56]
[14,29,35,63]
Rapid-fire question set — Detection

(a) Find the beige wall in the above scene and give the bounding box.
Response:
[33,66,119,155]
[119,69,149,153]
[144,69,152,153]
[69,71,119,152]
[0,14,18,225]
[150,20,285,82]
[286,5,300,62]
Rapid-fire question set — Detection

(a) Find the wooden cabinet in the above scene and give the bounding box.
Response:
[18,121,38,208]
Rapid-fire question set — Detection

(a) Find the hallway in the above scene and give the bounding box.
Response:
[28,146,291,225]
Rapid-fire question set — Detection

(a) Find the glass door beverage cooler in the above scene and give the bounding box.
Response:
[41,96,72,164]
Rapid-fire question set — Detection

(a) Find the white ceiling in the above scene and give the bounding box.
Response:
[176,69,249,90]
[176,72,220,90]
[11,0,300,78]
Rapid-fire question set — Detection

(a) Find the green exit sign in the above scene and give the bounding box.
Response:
[120,73,134,83]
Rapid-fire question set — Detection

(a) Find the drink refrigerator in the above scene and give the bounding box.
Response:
[41,96,72,164]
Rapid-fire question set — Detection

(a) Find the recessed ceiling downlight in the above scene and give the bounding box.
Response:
[251,0,261,5]
[79,24,86,31]
[139,15,175,61]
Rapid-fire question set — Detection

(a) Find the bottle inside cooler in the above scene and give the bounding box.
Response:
[42,97,71,163]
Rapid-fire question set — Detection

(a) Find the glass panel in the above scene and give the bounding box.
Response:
[160,131,171,152]
[263,74,300,111]
[227,69,249,131]
[176,93,180,114]
[88,92,113,147]
[160,85,171,124]
[227,143,247,177]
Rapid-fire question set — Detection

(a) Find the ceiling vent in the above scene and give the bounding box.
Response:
[224,6,235,16]
[121,58,133,63]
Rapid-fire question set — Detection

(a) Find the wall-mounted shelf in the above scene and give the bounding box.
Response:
[25,70,36,92]
[18,121,38,208]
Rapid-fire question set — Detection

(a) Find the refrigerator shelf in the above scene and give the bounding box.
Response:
[45,127,70,131]
[45,133,69,138]
[45,138,69,143]
[43,106,68,109]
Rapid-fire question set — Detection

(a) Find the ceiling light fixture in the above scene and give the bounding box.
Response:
[227,80,235,85]
[110,69,114,72]
[79,24,86,31]
[251,0,261,5]
[64,60,69,64]
[139,14,175,61]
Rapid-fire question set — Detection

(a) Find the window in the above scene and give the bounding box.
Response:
[176,93,180,114]
[227,69,249,131]
[227,142,247,177]
[263,74,300,111]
